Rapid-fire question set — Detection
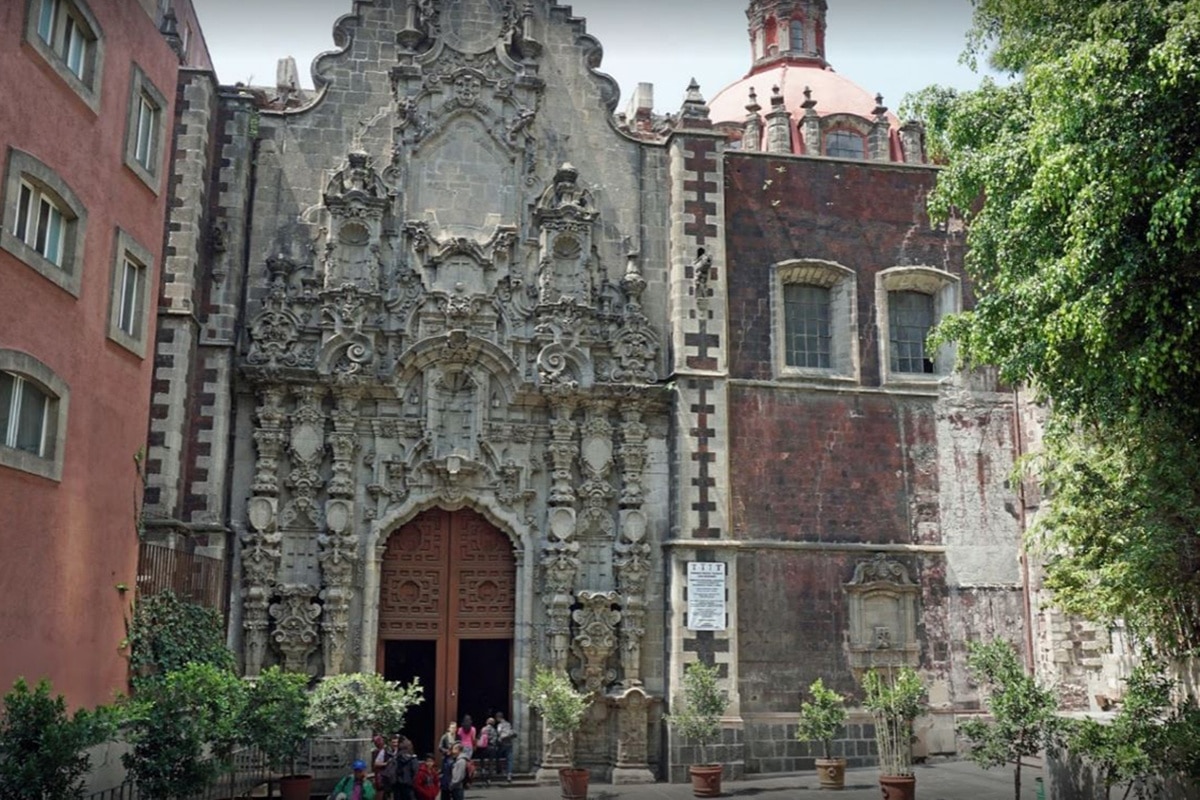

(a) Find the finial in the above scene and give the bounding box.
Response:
[685,78,705,105]
[746,86,761,114]
[873,93,888,117]
[770,85,785,108]
[801,85,817,110]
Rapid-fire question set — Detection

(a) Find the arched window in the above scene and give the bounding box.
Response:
[24,0,104,109]
[1,149,88,296]
[789,18,805,52]
[774,260,859,380]
[876,266,960,383]
[825,130,866,160]
[764,17,778,55]
[0,349,69,481]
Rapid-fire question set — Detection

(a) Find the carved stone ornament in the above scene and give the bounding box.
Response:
[246,257,304,369]
[608,686,657,783]
[270,585,323,674]
[281,386,327,529]
[845,553,920,673]
[572,590,621,693]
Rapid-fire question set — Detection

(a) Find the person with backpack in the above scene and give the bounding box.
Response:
[448,742,471,800]
[439,743,460,800]
[392,737,419,800]
[414,753,439,800]
[374,735,398,795]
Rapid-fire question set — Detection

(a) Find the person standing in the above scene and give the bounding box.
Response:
[494,711,516,782]
[331,759,377,800]
[477,717,497,782]
[439,743,459,800]
[374,735,398,795]
[449,743,470,800]
[437,720,458,761]
[456,715,478,758]
[414,753,440,800]
[390,737,419,800]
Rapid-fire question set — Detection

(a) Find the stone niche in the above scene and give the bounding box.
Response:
[844,553,919,674]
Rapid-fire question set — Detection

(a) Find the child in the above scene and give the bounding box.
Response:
[414,753,439,800]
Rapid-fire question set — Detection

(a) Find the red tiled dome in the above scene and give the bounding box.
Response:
[709,63,898,128]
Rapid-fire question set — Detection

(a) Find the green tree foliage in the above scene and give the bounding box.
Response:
[904,0,1200,654]
[127,591,234,686]
[122,662,246,800]
[667,661,729,766]
[240,667,312,774]
[307,672,424,738]
[958,640,1063,800]
[794,678,848,760]
[0,679,117,800]
[862,667,926,777]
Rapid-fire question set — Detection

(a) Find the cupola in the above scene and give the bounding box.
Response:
[747,0,828,72]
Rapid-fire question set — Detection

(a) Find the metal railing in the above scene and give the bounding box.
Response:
[85,745,270,800]
[136,540,225,609]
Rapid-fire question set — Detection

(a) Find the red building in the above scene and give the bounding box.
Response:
[0,0,211,709]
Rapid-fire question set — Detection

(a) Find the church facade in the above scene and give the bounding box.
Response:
[143,0,1028,781]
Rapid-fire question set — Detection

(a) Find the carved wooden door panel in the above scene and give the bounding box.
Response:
[379,508,514,751]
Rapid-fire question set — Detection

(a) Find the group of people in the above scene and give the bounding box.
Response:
[438,712,517,788]
[330,712,516,800]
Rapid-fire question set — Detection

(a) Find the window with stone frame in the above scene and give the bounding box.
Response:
[24,0,103,109]
[825,129,866,160]
[0,349,69,481]
[123,65,169,191]
[106,229,154,357]
[1,148,87,296]
[876,266,960,384]
[788,18,804,53]
[773,259,858,381]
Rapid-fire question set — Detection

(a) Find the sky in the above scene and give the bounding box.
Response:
[195,1,1002,114]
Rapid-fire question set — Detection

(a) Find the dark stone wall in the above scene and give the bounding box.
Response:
[723,153,967,385]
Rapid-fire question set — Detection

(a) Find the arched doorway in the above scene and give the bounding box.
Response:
[378,508,515,756]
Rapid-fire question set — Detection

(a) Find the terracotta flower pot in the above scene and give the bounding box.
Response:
[815,757,847,789]
[689,764,723,797]
[278,773,313,800]
[879,774,917,800]
[558,766,589,800]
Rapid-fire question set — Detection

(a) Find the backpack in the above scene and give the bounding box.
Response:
[379,755,399,788]
[478,730,490,749]
[398,754,418,786]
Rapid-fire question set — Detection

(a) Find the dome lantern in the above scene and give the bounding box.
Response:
[746,0,828,72]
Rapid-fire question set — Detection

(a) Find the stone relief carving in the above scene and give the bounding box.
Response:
[270,584,322,674]
[572,590,621,693]
[845,553,920,673]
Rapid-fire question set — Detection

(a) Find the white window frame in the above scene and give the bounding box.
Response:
[106,229,154,357]
[876,265,961,387]
[123,64,169,192]
[1,373,50,457]
[1,148,87,296]
[24,0,103,110]
[0,349,69,482]
[772,259,859,383]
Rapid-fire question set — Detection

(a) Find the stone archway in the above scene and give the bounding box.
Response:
[376,507,516,755]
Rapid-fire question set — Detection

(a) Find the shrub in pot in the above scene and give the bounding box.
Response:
[668,661,730,798]
[240,666,315,800]
[0,678,118,800]
[517,664,591,799]
[123,662,247,800]
[795,677,849,790]
[862,666,926,800]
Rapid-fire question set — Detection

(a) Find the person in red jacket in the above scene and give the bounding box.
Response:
[413,753,440,800]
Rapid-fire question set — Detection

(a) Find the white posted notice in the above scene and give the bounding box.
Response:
[687,562,726,631]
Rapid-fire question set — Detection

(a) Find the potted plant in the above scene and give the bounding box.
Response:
[862,666,926,800]
[240,666,314,800]
[796,677,849,790]
[517,664,591,800]
[668,661,730,798]
[123,662,247,800]
[0,678,118,800]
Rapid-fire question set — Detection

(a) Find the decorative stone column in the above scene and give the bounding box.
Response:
[320,385,360,675]
[742,87,762,152]
[800,86,821,155]
[270,584,322,674]
[241,385,286,676]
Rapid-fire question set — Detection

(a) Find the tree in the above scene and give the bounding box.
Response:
[307,672,424,737]
[122,662,247,800]
[958,640,1062,800]
[904,0,1200,654]
[667,661,729,767]
[0,679,117,800]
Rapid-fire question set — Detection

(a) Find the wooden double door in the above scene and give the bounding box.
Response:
[378,509,515,756]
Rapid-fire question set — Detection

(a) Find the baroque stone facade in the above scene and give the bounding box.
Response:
[148,0,1039,784]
